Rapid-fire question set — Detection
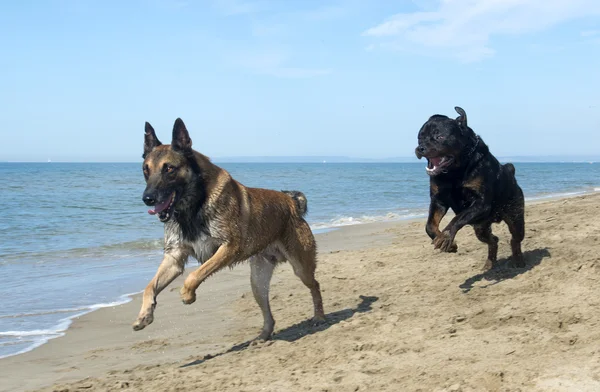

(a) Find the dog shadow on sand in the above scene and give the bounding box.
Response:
[182,294,379,368]
[459,247,551,293]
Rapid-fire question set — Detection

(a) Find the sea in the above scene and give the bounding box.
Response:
[0,161,599,359]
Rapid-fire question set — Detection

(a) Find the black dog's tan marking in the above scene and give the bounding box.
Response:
[133,119,325,342]
[415,107,525,269]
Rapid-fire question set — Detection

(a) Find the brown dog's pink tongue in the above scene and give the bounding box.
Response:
[148,198,170,215]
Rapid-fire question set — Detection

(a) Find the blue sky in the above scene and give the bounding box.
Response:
[1,0,599,162]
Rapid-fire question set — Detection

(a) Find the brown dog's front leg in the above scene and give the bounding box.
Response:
[180,244,238,305]
[133,250,187,331]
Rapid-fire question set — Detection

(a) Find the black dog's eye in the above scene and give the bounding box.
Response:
[436,135,445,141]
[163,164,176,174]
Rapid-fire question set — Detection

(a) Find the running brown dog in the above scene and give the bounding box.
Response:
[132,118,325,341]
[415,107,525,270]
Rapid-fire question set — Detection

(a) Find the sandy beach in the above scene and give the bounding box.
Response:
[2,193,600,392]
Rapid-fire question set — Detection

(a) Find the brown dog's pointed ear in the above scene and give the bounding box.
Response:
[171,118,192,152]
[454,106,467,128]
[143,122,162,159]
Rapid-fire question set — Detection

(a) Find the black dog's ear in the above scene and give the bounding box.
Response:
[171,118,193,152]
[143,122,162,159]
[454,106,468,128]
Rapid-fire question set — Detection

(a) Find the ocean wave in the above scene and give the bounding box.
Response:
[524,188,596,202]
[0,292,139,359]
[310,210,427,230]
[0,239,163,265]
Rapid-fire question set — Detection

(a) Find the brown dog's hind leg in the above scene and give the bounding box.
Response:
[285,223,325,323]
[505,213,525,268]
[250,257,276,342]
[473,224,499,271]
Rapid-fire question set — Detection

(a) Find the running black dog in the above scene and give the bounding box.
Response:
[415,107,525,269]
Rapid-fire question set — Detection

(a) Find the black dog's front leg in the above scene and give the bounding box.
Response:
[433,200,491,252]
[426,201,447,240]
[427,200,458,252]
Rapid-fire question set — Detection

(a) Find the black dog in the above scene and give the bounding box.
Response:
[415,107,525,269]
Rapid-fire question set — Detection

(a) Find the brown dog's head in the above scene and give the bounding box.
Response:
[415,106,478,176]
[142,118,201,223]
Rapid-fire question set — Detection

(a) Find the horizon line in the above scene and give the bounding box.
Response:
[2,154,600,164]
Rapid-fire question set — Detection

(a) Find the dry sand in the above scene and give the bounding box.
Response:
[2,193,600,392]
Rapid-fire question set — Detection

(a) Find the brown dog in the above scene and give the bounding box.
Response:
[132,118,325,342]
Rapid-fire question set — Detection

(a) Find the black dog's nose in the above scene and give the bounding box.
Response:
[418,146,426,153]
[142,194,156,206]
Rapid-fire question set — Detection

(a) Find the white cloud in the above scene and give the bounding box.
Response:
[212,0,260,15]
[581,29,599,37]
[235,50,332,78]
[363,0,600,62]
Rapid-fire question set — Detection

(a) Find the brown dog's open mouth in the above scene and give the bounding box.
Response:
[148,192,176,222]
[426,156,454,176]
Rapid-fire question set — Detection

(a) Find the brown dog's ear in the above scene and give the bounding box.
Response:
[143,122,162,159]
[454,106,467,128]
[171,118,192,152]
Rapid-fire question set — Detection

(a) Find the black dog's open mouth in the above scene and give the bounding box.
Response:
[426,156,454,176]
[147,192,176,222]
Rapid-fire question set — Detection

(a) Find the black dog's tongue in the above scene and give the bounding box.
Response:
[430,157,442,167]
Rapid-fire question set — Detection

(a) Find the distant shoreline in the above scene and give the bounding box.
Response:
[2,159,599,164]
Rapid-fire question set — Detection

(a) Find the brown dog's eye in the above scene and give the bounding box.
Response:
[164,164,176,174]
[143,165,149,177]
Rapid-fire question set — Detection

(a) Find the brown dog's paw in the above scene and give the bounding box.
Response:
[180,286,196,305]
[433,231,458,253]
[311,315,327,326]
[251,331,273,345]
[132,313,154,331]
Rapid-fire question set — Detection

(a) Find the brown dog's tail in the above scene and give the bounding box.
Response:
[281,190,308,217]
[504,163,516,176]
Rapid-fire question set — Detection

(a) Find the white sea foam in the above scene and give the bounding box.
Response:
[0,292,140,359]
[310,210,427,231]
[525,189,594,202]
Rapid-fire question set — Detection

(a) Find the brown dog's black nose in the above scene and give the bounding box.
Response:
[142,194,156,206]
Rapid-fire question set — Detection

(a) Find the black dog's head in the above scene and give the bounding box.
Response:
[141,118,202,223]
[415,106,477,176]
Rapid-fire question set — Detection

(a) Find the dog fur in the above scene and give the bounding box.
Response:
[415,107,525,270]
[132,118,325,341]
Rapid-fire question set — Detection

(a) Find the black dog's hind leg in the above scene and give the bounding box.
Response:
[504,213,525,268]
[473,224,499,270]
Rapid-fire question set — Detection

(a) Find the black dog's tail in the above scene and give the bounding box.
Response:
[504,163,516,176]
[281,190,308,217]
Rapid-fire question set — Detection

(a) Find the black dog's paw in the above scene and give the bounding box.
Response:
[512,256,526,269]
[433,232,458,253]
